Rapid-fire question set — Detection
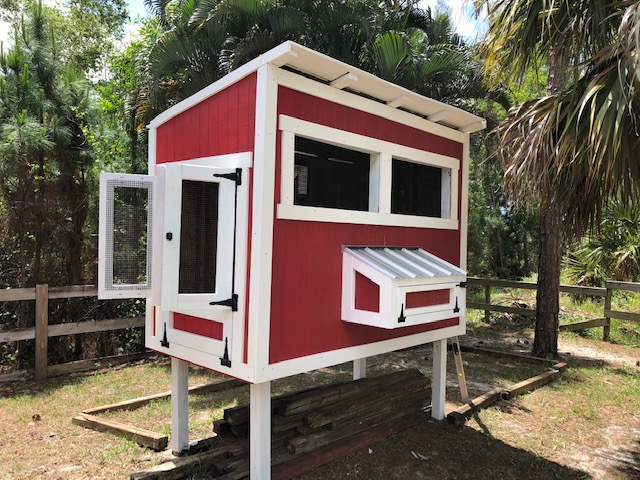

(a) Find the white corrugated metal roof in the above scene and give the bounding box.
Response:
[344,246,466,280]
[151,41,486,134]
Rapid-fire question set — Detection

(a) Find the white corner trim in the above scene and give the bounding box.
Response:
[247,63,279,373]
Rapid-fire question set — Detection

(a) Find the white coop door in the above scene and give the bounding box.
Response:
[160,164,237,312]
[98,173,155,300]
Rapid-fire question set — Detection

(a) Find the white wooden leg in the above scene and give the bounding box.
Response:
[431,339,447,420]
[250,381,271,480]
[353,358,367,380]
[171,357,189,454]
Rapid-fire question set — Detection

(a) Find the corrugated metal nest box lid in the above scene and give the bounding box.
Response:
[343,246,466,280]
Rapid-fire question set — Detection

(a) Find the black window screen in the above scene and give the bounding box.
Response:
[391,159,442,217]
[294,137,370,211]
[179,180,219,293]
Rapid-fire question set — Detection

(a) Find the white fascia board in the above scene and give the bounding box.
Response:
[149,42,297,129]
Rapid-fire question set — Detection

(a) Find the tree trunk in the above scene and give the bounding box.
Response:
[533,202,562,357]
[532,50,566,358]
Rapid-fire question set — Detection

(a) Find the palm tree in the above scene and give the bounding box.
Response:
[478,1,640,356]
[140,0,492,116]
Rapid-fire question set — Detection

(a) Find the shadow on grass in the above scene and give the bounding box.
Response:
[613,439,640,479]
[299,414,590,480]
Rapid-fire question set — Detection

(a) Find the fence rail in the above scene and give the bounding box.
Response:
[0,284,143,381]
[466,277,640,341]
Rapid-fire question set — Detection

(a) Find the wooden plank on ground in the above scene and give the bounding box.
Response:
[0,370,29,383]
[84,378,245,415]
[559,317,609,331]
[280,369,424,417]
[501,368,560,400]
[272,414,422,480]
[129,439,246,479]
[454,344,557,365]
[47,352,154,378]
[73,413,168,450]
[446,387,503,428]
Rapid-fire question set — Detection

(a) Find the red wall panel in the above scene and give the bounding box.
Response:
[269,87,464,364]
[155,74,257,165]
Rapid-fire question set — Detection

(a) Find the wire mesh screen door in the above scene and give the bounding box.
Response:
[99,173,155,299]
[179,180,220,294]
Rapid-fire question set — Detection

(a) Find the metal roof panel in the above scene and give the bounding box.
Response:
[344,247,466,280]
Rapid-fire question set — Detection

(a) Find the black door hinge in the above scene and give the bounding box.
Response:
[214,168,242,186]
[160,322,170,348]
[220,337,231,367]
[458,281,467,288]
[454,296,460,313]
[210,293,239,312]
[398,304,406,323]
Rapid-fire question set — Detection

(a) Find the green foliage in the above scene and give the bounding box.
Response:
[565,199,640,286]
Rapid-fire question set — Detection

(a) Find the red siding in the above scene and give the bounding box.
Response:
[174,313,224,340]
[155,74,257,164]
[355,272,380,313]
[277,87,463,159]
[406,290,450,309]
[269,87,464,364]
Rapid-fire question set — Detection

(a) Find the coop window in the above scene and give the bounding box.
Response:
[294,137,370,211]
[391,159,446,218]
[179,181,219,294]
[98,173,154,300]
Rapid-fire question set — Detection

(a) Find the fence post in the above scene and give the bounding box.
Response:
[35,284,49,381]
[603,282,611,342]
[484,285,491,323]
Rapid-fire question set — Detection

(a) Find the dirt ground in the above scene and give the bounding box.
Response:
[296,333,640,480]
[0,327,638,480]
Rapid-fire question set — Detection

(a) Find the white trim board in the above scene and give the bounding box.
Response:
[257,323,465,382]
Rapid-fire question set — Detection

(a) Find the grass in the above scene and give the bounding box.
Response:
[1,317,639,479]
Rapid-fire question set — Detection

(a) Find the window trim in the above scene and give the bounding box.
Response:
[278,115,459,229]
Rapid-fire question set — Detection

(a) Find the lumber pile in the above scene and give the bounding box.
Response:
[131,369,429,479]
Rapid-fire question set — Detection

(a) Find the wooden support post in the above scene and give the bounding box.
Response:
[35,284,49,381]
[250,381,271,480]
[604,285,612,342]
[352,358,367,380]
[171,357,189,455]
[484,285,491,323]
[431,339,447,421]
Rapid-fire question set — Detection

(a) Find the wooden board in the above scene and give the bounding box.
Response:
[559,317,609,331]
[73,413,168,450]
[83,378,245,415]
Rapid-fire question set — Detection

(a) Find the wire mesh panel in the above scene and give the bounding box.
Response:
[179,180,219,294]
[99,173,154,299]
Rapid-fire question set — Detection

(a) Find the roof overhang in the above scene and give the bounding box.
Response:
[151,41,486,134]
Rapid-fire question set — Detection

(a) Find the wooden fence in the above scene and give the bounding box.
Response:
[1,279,639,382]
[0,284,144,381]
[466,277,640,341]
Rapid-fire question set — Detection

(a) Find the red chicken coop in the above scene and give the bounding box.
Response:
[98,41,485,478]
